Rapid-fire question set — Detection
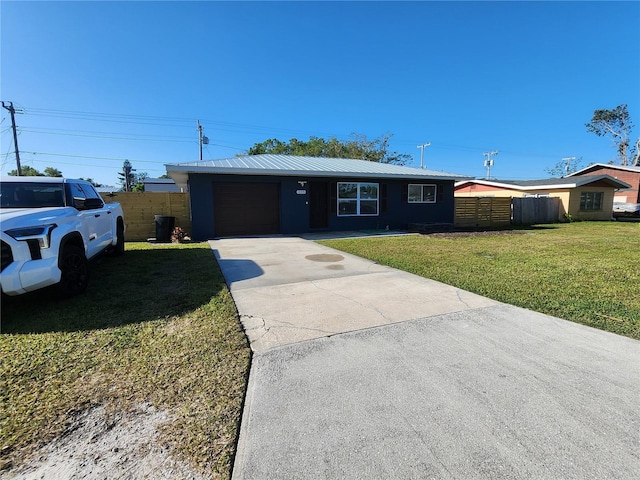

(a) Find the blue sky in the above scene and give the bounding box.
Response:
[1,1,638,187]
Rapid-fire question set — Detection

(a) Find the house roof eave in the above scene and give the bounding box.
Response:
[166,159,472,189]
[454,174,630,191]
[568,163,640,176]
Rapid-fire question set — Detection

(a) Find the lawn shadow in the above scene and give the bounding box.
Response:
[512,224,562,231]
[1,246,227,334]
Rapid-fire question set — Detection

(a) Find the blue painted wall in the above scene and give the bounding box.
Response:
[188,173,455,240]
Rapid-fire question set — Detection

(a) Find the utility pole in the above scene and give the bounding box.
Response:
[197,120,209,161]
[483,150,498,179]
[416,142,431,169]
[2,101,22,175]
[561,156,576,177]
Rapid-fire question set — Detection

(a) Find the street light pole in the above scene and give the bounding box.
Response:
[483,150,498,179]
[561,157,576,177]
[416,142,431,169]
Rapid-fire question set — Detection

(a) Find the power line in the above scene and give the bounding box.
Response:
[19,106,459,158]
[15,156,168,176]
[16,157,117,170]
[24,107,194,123]
[15,105,591,167]
[1,134,15,169]
[19,128,196,143]
[19,124,195,139]
[19,150,169,166]
[21,106,355,140]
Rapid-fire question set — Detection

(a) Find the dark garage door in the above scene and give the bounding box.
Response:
[213,183,280,237]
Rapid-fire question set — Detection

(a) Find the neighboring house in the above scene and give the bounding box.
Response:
[567,164,640,203]
[454,175,631,222]
[166,154,469,240]
[143,178,184,193]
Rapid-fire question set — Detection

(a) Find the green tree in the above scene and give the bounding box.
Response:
[131,171,147,192]
[44,167,63,177]
[79,178,103,187]
[8,166,44,176]
[117,160,136,192]
[246,133,412,165]
[9,166,64,177]
[586,104,638,166]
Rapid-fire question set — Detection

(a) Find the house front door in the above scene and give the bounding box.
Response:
[309,181,329,229]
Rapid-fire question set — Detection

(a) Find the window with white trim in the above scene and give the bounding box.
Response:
[579,192,603,211]
[408,184,437,203]
[337,182,379,216]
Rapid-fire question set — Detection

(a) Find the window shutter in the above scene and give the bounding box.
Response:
[436,184,444,202]
[380,184,387,214]
[402,183,408,203]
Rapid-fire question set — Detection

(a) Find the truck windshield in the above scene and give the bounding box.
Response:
[0,182,65,208]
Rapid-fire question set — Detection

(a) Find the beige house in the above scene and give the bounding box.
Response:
[568,164,640,203]
[455,175,631,221]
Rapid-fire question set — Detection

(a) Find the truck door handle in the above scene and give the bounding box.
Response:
[94,214,101,218]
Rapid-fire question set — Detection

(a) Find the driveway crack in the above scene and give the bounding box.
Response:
[455,289,471,308]
[309,279,391,323]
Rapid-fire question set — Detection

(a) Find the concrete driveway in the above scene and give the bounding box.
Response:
[210,235,640,479]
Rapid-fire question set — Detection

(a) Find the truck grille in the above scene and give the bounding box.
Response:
[1,240,13,272]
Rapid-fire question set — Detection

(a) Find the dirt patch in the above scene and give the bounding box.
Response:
[1,404,207,480]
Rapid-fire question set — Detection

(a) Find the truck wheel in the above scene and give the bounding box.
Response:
[110,222,125,256]
[58,245,90,296]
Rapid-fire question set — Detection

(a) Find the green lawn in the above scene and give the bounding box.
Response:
[320,222,640,340]
[0,242,250,478]
[2,223,638,476]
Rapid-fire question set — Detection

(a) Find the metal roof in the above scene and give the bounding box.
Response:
[166,154,470,188]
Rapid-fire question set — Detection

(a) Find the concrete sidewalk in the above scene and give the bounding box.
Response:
[210,236,640,480]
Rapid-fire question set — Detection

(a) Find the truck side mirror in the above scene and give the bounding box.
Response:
[83,198,104,209]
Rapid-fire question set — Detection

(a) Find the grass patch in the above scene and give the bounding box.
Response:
[0,242,251,478]
[320,222,640,340]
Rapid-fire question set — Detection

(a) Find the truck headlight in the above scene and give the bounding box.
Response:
[6,224,57,249]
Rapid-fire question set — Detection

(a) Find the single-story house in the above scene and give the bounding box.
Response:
[454,175,631,221]
[166,154,470,240]
[567,163,640,203]
[143,177,184,193]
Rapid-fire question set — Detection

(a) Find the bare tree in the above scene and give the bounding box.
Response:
[586,104,637,166]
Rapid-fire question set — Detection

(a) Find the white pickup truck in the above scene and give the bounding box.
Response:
[1,176,125,296]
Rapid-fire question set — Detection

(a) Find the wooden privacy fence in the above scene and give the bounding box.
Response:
[512,197,560,225]
[454,197,512,228]
[102,192,191,241]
